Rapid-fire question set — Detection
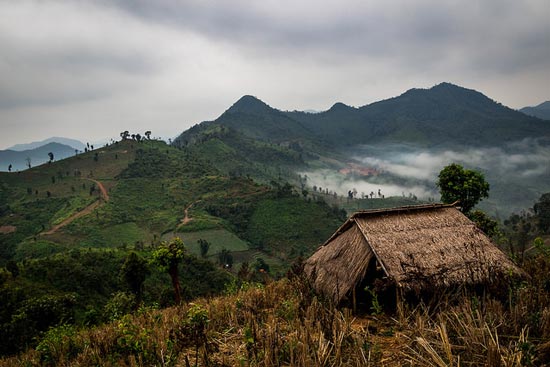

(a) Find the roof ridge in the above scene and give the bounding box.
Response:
[351,202,457,218]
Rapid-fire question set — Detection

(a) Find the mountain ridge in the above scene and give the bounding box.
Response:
[520,101,550,120]
[8,137,85,151]
[178,82,549,150]
[0,142,77,171]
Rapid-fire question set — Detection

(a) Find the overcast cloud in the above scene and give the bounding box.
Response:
[0,0,549,148]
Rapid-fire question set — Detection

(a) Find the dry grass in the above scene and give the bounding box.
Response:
[1,255,549,366]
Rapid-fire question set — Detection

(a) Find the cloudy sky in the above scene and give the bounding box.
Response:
[0,0,549,149]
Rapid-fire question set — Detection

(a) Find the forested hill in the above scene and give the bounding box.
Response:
[175,82,550,150]
[520,101,550,120]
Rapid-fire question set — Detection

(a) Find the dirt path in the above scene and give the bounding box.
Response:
[178,201,199,227]
[42,178,109,235]
[174,187,268,229]
[231,187,270,199]
[42,201,102,235]
[85,178,109,201]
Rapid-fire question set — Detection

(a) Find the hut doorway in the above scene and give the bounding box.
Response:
[350,257,396,314]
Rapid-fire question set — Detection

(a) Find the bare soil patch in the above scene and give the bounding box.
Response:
[0,225,16,234]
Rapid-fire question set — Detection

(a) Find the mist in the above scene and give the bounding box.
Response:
[303,169,436,199]
[358,140,549,179]
[301,139,550,216]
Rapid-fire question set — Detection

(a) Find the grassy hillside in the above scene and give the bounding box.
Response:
[0,137,348,267]
[175,125,308,183]
[0,137,353,356]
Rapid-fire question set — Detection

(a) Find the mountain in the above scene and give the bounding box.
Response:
[288,82,550,148]
[215,95,317,144]
[520,101,550,120]
[8,136,85,151]
[172,82,550,218]
[175,83,550,151]
[0,142,78,171]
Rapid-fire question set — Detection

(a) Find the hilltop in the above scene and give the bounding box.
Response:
[521,101,550,120]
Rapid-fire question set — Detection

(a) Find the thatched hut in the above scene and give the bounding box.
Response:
[304,203,523,307]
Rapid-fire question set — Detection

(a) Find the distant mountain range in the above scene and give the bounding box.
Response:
[8,137,85,152]
[0,142,77,172]
[175,83,550,151]
[520,101,550,120]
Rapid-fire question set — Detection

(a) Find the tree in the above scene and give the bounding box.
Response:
[145,131,151,140]
[468,210,499,238]
[8,164,12,172]
[534,193,550,233]
[120,131,129,140]
[218,248,233,268]
[254,258,270,273]
[152,237,186,304]
[47,152,54,163]
[198,239,210,258]
[120,252,149,305]
[25,157,31,169]
[436,163,489,213]
[6,260,19,279]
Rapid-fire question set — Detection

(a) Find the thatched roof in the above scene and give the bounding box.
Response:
[304,203,524,304]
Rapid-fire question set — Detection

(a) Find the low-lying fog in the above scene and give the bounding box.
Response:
[301,139,550,217]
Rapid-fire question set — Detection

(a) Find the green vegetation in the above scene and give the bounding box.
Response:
[152,237,187,304]
[0,136,350,358]
[2,245,550,366]
[176,125,307,184]
[171,229,249,257]
[534,193,550,234]
[437,163,490,213]
[175,84,550,153]
[245,196,344,256]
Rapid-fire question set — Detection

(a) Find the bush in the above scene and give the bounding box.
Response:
[36,324,80,366]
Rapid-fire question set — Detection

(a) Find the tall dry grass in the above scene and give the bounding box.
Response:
[1,254,549,366]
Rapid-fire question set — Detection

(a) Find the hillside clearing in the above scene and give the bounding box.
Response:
[41,178,109,235]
